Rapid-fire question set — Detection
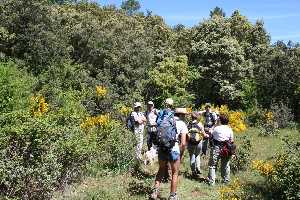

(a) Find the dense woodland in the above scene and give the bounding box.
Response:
[0,0,299,199]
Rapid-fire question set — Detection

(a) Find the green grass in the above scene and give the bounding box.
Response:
[52,127,299,200]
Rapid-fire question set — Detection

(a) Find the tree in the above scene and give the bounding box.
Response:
[0,0,69,74]
[190,15,255,107]
[255,43,300,118]
[210,6,225,18]
[145,55,199,107]
[121,0,141,15]
[49,0,76,4]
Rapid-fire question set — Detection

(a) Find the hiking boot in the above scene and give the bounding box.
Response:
[150,188,159,200]
[168,193,178,200]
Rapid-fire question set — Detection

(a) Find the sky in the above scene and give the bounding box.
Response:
[97,0,300,43]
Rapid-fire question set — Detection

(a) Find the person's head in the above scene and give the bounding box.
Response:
[191,111,200,121]
[175,108,188,120]
[134,102,142,111]
[219,114,229,125]
[147,101,154,110]
[205,103,211,112]
[165,98,174,109]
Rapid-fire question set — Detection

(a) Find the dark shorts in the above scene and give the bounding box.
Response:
[158,149,180,161]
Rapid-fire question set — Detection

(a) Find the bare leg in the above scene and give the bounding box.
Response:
[154,160,168,188]
[170,158,180,193]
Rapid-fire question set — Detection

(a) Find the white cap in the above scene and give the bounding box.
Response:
[175,108,188,114]
[165,98,174,106]
[148,101,154,105]
[134,102,142,108]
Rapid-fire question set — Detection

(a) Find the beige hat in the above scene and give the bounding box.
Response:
[134,102,142,108]
[175,108,188,115]
[165,98,174,106]
[147,101,154,105]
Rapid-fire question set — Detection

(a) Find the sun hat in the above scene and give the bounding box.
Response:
[134,102,142,108]
[147,101,154,105]
[175,108,188,115]
[165,98,174,106]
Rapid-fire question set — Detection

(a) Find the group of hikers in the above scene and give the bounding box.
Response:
[127,98,235,200]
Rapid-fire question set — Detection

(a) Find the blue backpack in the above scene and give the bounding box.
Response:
[126,112,135,131]
[155,109,177,152]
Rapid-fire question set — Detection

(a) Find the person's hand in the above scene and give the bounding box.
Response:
[202,133,209,138]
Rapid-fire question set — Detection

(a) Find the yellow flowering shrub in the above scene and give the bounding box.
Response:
[252,160,274,176]
[229,111,247,133]
[219,179,243,200]
[80,114,110,129]
[265,111,274,122]
[96,85,107,97]
[217,105,246,133]
[30,95,49,117]
[186,106,193,114]
[199,104,247,133]
[219,104,230,114]
[119,105,132,116]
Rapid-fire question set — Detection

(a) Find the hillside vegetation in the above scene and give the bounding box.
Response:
[0,1,299,200]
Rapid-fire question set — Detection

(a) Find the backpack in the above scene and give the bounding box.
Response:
[220,141,237,158]
[188,123,202,145]
[155,109,177,152]
[204,112,217,128]
[126,112,135,131]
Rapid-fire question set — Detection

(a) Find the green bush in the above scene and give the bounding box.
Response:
[231,135,252,173]
[258,122,279,136]
[245,106,266,127]
[0,109,94,200]
[0,61,35,113]
[269,101,294,128]
[267,139,300,200]
[87,120,136,172]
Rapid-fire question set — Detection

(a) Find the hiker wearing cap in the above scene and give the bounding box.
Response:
[208,114,234,186]
[131,102,146,160]
[145,101,159,151]
[198,103,218,155]
[187,112,209,178]
[150,99,188,200]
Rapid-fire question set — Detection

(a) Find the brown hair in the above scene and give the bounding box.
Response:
[219,114,229,125]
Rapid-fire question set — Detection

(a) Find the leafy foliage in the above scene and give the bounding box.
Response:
[0,61,34,113]
[145,55,199,107]
[252,139,300,200]
[0,0,299,199]
[231,136,252,173]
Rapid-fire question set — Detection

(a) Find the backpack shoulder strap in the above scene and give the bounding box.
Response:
[209,112,216,124]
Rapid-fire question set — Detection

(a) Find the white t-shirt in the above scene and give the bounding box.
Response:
[146,109,158,126]
[131,111,145,129]
[172,116,188,153]
[212,125,234,142]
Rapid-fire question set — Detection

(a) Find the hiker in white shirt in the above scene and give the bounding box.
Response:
[208,114,234,186]
[131,102,146,160]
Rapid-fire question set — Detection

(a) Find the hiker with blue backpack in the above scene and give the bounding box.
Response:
[131,102,146,161]
[150,98,188,200]
[187,112,209,178]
